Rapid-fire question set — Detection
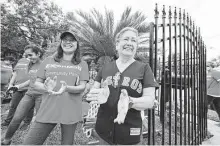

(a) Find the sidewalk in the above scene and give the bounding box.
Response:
[202,119,220,145]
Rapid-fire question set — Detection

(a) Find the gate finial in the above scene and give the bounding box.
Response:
[162,5,166,18]
[168,6,172,19]
[186,13,189,23]
[183,10,186,20]
[189,16,192,28]
[179,8,182,19]
[155,3,159,18]
[174,7,177,18]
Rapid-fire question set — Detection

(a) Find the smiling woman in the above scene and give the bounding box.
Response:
[22,31,89,145]
[116,27,138,59]
[86,27,158,145]
[1,45,43,145]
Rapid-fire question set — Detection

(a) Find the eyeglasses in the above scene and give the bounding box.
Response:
[62,39,77,44]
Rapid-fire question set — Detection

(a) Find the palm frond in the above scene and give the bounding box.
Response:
[76,10,102,35]
[70,7,149,59]
[104,7,114,35]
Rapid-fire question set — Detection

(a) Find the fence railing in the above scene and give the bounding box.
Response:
[147,4,207,145]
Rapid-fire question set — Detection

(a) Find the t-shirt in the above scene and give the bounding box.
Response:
[1,61,13,84]
[35,57,89,124]
[13,58,30,91]
[94,60,158,145]
[25,60,43,96]
[207,68,220,97]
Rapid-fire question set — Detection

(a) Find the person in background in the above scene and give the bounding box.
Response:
[1,45,43,145]
[207,65,220,122]
[1,56,14,91]
[86,27,158,145]
[22,31,89,145]
[1,51,34,128]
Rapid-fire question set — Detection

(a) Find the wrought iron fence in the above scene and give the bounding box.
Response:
[147,4,207,145]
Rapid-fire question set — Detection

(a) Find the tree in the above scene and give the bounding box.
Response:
[1,0,66,58]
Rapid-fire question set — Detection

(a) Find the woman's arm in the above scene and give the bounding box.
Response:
[34,78,49,93]
[16,80,30,89]
[129,87,156,111]
[66,80,88,94]
[8,72,17,88]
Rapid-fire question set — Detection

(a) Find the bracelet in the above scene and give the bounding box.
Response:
[128,96,134,109]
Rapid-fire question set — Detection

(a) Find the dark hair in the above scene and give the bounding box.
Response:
[24,44,43,71]
[4,56,15,62]
[24,44,44,58]
[54,42,81,65]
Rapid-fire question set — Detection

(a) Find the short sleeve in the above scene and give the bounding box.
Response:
[211,69,220,80]
[13,59,25,72]
[37,57,50,80]
[13,62,19,72]
[143,64,159,88]
[95,67,103,83]
[79,61,89,82]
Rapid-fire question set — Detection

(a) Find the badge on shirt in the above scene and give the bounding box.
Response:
[130,128,141,135]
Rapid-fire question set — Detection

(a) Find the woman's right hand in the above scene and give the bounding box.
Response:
[44,76,57,93]
[86,80,109,104]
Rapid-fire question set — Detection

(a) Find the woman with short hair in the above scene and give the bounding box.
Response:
[86,27,158,145]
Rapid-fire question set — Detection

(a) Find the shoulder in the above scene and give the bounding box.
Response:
[79,60,89,68]
[42,56,54,63]
[131,60,149,70]
[104,60,115,68]
[99,61,116,72]
[18,58,29,63]
[213,67,220,72]
[134,60,146,66]
[80,60,88,66]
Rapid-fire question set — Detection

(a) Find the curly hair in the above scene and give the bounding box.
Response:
[24,44,43,71]
[24,44,44,58]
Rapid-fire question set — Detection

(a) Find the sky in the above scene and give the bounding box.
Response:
[50,0,220,61]
[2,0,220,60]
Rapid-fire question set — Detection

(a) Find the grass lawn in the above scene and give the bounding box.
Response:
[1,102,218,145]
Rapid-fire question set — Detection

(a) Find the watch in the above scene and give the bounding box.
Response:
[128,96,134,109]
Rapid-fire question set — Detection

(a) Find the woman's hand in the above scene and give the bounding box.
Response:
[44,76,57,92]
[44,76,67,95]
[86,80,109,104]
[49,81,67,95]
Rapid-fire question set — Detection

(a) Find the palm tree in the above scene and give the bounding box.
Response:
[68,7,150,59]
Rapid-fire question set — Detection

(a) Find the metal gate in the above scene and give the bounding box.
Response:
[147,4,207,145]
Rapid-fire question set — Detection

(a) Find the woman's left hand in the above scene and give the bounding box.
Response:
[49,81,67,95]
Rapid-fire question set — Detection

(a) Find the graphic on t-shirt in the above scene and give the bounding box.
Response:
[40,62,83,91]
[45,64,82,71]
[103,76,143,94]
